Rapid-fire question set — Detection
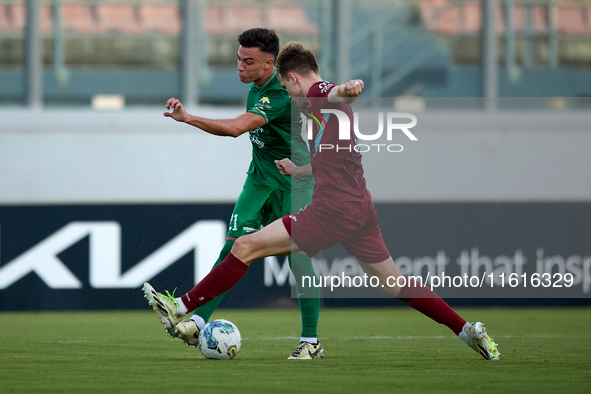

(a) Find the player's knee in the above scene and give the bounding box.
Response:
[231,236,255,262]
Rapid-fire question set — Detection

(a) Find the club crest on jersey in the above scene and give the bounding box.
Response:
[319,82,334,94]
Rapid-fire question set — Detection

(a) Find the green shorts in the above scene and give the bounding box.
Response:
[227,175,313,238]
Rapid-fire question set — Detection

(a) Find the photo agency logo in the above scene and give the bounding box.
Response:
[303,107,418,153]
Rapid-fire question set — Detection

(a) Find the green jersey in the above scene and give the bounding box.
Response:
[246,69,313,192]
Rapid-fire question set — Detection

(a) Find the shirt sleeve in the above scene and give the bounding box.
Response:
[247,90,289,124]
[306,81,337,108]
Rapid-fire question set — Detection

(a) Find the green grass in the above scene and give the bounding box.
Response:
[1,307,590,393]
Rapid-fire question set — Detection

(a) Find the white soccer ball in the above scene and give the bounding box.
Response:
[198,319,241,359]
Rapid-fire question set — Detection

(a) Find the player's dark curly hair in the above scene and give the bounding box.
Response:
[238,28,280,59]
[276,41,319,78]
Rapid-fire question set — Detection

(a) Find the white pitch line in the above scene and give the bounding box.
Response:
[354,336,450,340]
[242,334,564,341]
[57,340,96,343]
[498,334,563,338]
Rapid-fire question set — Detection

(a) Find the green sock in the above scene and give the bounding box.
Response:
[289,253,321,338]
[193,239,234,322]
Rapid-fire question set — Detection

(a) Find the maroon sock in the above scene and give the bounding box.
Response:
[397,278,466,335]
[181,253,249,311]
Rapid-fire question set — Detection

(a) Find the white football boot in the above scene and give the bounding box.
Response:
[463,322,500,360]
[142,282,186,328]
[169,319,201,348]
[288,341,325,360]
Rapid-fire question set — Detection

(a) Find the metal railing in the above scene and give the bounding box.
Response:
[350,1,447,97]
[349,0,591,97]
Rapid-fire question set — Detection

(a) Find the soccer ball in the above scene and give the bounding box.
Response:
[198,319,241,359]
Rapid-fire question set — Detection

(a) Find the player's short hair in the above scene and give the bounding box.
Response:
[238,28,280,59]
[276,41,319,79]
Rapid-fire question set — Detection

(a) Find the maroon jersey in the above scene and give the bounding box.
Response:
[305,81,371,203]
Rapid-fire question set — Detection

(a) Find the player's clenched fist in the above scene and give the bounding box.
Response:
[345,79,364,97]
[275,158,293,177]
[164,97,191,123]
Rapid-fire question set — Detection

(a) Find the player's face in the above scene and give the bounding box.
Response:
[237,46,272,84]
[280,74,308,108]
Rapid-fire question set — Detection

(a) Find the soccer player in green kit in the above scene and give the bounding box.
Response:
[162,28,323,359]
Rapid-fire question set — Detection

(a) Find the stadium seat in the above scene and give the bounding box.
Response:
[532,6,549,31]
[266,7,318,35]
[205,7,226,35]
[2,0,591,38]
[61,5,102,34]
[39,5,53,33]
[95,6,149,35]
[0,4,25,33]
[0,2,320,38]
[558,7,591,34]
[140,6,181,35]
[421,1,487,34]
[421,0,591,35]
[219,7,264,34]
[0,6,12,33]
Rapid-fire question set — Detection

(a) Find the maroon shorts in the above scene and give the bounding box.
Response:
[282,200,390,263]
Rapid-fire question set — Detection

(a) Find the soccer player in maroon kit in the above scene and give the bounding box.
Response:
[144,41,500,361]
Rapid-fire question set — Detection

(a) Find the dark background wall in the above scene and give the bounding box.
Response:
[1,203,589,311]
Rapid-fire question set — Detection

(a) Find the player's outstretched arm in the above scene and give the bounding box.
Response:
[163,97,266,138]
[275,158,313,179]
[327,79,364,104]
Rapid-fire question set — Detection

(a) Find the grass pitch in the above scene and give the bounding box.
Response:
[1,307,590,393]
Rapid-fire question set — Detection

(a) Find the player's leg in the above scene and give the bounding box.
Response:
[287,254,320,339]
[341,201,465,332]
[187,238,234,332]
[174,217,294,314]
[190,177,273,330]
[355,257,499,360]
[163,177,275,345]
[167,237,236,346]
[144,216,294,319]
[342,201,499,360]
[354,256,467,332]
[230,216,295,262]
[274,187,323,359]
